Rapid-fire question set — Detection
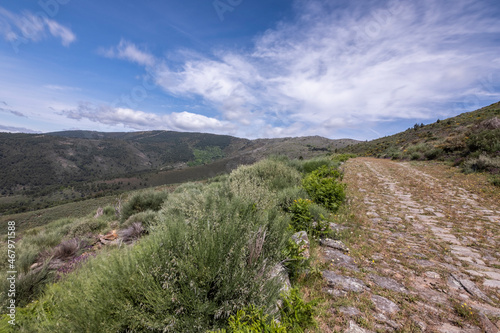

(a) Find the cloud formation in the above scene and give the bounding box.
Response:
[0,124,38,133]
[0,106,27,118]
[148,0,500,137]
[100,39,156,67]
[0,6,76,46]
[61,102,232,133]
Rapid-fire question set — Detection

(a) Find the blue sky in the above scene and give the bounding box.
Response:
[0,0,499,140]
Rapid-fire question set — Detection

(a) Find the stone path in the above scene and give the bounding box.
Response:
[319,157,500,332]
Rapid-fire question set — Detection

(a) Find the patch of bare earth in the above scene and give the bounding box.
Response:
[317,157,500,332]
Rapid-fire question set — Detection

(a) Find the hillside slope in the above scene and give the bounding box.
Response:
[341,102,500,168]
[0,130,358,213]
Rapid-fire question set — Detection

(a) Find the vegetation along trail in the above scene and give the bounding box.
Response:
[326,157,500,332]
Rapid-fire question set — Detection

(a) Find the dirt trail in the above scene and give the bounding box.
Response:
[320,157,500,332]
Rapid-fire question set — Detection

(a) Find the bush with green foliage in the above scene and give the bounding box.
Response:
[275,186,309,212]
[121,210,159,230]
[289,199,313,232]
[121,190,168,222]
[302,166,345,212]
[211,289,316,333]
[68,217,108,238]
[228,159,302,209]
[467,128,500,154]
[11,182,291,332]
[462,154,500,174]
[331,153,356,163]
[281,238,310,282]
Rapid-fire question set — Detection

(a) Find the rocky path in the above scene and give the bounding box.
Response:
[319,158,500,332]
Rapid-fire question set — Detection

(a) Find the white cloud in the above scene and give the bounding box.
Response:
[0,6,75,46]
[0,124,39,133]
[61,102,232,133]
[148,0,500,138]
[100,39,156,67]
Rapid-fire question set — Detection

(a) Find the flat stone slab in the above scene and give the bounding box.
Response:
[329,222,347,232]
[324,248,359,271]
[338,306,361,316]
[424,271,440,279]
[450,274,492,303]
[369,274,408,294]
[437,323,481,333]
[371,295,400,315]
[483,279,500,289]
[321,238,350,253]
[323,270,367,293]
[345,320,374,333]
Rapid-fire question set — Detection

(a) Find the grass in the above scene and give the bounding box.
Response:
[1,155,353,332]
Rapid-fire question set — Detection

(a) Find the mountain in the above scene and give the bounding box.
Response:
[0,130,358,214]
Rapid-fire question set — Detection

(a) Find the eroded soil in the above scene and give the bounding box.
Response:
[318,157,500,332]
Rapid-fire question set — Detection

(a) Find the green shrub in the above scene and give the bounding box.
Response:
[300,158,334,174]
[410,152,421,160]
[121,190,168,222]
[228,159,302,209]
[212,304,287,333]
[212,289,316,333]
[275,187,309,212]
[331,153,356,163]
[489,175,500,186]
[282,238,309,283]
[17,184,291,332]
[102,205,116,217]
[302,166,345,212]
[68,218,108,238]
[121,210,159,230]
[423,148,442,160]
[467,128,500,154]
[289,199,313,232]
[462,154,500,174]
[278,288,317,332]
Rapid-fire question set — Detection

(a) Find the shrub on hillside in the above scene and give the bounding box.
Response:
[462,154,500,174]
[467,128,500,154]
[121,210,159,230]
[121,190,168,222]
[17,184,291,332]
[276,186,309,212]
[68,218,108,238]
[229,159,302,209]
[302,166,345,212]
[211,289,316,333]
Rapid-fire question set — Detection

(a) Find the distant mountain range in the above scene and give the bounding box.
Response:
[0,130,358,214]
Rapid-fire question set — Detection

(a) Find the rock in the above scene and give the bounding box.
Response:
[424,271,440,279]
[324,248,359,271]
[94,207,104,218]
[270,264,291,293]
[371,295,399,315]
[291,231,310,259]
[373,313,400,330]
[478,312,500,333]
[369,274,407,294]
[329,222,347,232]
[320,238,350,253]
[344,320,374,333]
[411,316,427,331]
[323,270,367,293]
[438,323,469,333]
[338,306,361,316]
[450,273,492,303]
[484,279,500,289]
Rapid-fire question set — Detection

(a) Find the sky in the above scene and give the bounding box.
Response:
[0,0,499,140]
